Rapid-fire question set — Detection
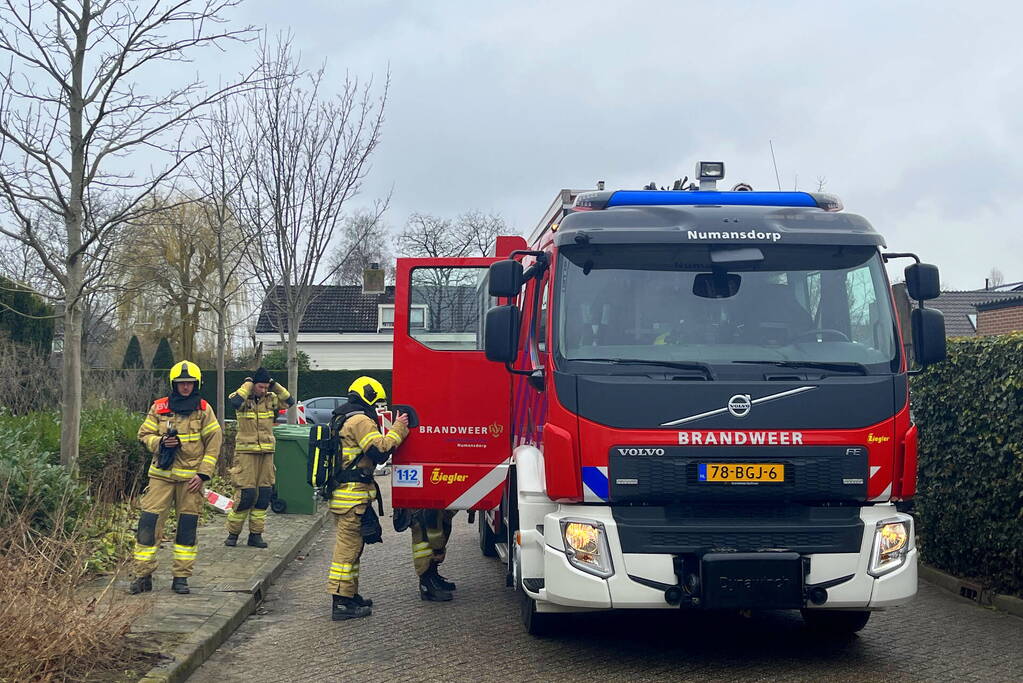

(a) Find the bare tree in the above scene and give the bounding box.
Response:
[988,267,1005,289]
[398,210,506,259]
[398,210,507,344]
[329,209,394,285]
[0,0,254,469]
[241,37,388,420]
[191,98,258,423]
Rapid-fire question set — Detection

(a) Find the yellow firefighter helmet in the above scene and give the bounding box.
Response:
[348,376,386,406]
[169,360,202,389]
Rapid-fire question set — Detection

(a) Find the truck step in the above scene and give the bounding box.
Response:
[495,542,509,563]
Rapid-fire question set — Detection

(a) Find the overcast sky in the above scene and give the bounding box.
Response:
[204,0,1023,289]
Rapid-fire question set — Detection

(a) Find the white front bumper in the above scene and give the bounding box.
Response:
[524,503,916,612]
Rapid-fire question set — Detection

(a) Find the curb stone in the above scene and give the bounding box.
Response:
[138,509,328,683]
[919,564,1023,619]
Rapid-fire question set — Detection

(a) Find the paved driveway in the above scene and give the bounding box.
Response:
[192,492,1023,682]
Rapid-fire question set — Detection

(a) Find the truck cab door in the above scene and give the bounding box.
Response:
[391,257,512,510]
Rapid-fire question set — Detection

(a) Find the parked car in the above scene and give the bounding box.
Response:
[275,396,346,425]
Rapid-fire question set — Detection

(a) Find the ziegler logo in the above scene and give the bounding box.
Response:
[616,447,666,456]
[867,433,891,444]
[430,468,469,484]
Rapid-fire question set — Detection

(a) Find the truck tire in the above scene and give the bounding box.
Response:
[514,545,556,637]
[479,513,498,557]
[800,609,871,634]
[520,590,556,637]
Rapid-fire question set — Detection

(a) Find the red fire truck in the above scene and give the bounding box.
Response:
[389,162,946,635]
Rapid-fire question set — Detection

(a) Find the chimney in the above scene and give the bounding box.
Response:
[363,263,385,295]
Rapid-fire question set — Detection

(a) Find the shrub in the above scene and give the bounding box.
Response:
[77,403,151,497]
[0,486,144,680]
[0,432,89,533]
[151,336,174,369]
[0,338,61,414]
[262,347,312,371]
[122,334,145,369]
[912,332,1023,595]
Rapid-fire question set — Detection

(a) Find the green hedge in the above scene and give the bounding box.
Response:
[198,370,392,420]
[912,332,1023,595]
[0,406,150,500]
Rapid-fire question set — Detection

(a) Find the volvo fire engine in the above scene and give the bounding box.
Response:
[388,162,946,635]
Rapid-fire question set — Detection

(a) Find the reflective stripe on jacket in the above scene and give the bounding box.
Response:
[329,413,408,512]
[138,398,223,482]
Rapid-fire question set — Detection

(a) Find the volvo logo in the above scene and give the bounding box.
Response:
[727,394,752,418]
[616,447,666,456]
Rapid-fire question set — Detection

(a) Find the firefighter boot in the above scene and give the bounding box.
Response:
[354,594,374,608]
[332,594,371,621]
[435,572,457,591]
[129,575,152,595]
[172,577,190,594]
[419,568,453,602]
[224,533,239,547]
[247,533,268,548]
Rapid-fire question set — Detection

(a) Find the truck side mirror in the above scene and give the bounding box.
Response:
[488,260,523,298]
[905,263,940,301]
[484,305,520,363]
[911,307,946,366]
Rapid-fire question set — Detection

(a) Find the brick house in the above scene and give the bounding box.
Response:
[975,296,1023,335]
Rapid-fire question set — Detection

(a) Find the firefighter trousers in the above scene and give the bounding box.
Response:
[227,453,275,535]
[411,509,457,576]
[132,478,203,578]
[326,505,366,598]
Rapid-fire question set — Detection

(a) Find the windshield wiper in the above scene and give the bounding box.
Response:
[732,360,869,375]
[574,358,715,380]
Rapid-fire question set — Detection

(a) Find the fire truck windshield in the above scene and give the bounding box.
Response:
[554,244,900,375]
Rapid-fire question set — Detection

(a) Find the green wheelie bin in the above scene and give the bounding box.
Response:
[270,424,318,515]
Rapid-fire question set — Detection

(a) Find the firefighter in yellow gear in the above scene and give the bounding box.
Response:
[131,361,222,595]
[225,367,294,548]
[326,376,408,621]
[411,509,458,601]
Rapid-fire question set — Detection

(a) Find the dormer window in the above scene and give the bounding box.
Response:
[378,304,426,331]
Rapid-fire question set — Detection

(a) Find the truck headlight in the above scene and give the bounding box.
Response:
[560,520,614,578]
[869,518,911,577]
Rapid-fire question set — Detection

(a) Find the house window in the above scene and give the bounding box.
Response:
[378,304,427,331]
[378,305,395,330]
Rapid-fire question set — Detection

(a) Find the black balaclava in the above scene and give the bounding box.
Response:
[169,381,202,415]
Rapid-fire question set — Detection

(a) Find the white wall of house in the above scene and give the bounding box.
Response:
[255,332,394,370]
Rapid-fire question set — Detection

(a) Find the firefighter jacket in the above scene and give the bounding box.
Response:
[330,413,408,512]
[138,398,223,482]
[229,380,293,454]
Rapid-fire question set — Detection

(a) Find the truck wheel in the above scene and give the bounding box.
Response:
[270,499,287,514]
[520,590,557,637]
[513,543,556,636]
[801,609,871,634]
[479,513,498,557]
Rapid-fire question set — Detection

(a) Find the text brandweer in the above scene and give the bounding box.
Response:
[678,431,804,445]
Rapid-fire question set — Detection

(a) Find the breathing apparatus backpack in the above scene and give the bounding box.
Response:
[306,410,386,540]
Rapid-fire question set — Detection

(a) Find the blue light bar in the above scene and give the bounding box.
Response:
[606,190,819,209]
